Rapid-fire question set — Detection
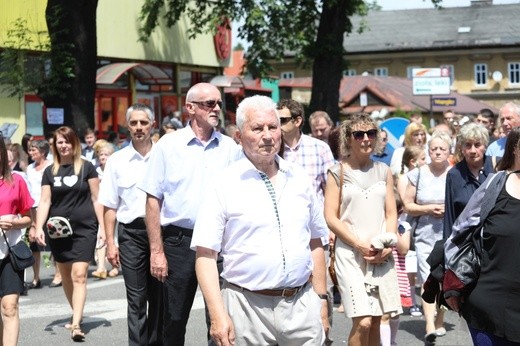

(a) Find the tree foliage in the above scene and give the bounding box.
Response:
[0,15,75,100]
[138,0,378,122]
[140,0,326,77]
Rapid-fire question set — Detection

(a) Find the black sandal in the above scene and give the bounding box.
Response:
[71,325,85,342]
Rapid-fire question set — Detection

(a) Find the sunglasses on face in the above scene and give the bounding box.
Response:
[352,129,377,141]
[191,99,223,109]
[280,116,295,125]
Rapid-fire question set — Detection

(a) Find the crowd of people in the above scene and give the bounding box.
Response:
[1,88,520,345]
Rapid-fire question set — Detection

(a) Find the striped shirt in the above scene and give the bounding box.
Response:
[283,134,334,202]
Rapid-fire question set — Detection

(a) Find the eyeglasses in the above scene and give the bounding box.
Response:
[280,117,295,125]
[191,100,222,109]
[352,129,377,141]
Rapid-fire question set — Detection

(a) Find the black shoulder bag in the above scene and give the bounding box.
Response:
[2,230,35,272]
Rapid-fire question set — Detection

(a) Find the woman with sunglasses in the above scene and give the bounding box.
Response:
[324,113,400,346]
[403,131,452,344]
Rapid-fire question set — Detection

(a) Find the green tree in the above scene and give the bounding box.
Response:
[139,0,441,123]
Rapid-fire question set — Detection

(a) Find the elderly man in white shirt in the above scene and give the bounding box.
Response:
[192,95,329,346]
[98,103,163,346]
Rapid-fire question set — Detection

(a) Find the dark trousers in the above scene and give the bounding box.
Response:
[162,226,198,346]
[119,223,164,346]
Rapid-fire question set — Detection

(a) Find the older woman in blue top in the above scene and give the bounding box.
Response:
[443,123,494,239]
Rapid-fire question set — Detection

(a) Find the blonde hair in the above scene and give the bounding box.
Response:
[93,139,115,157]
[403,122,427,147]
[51,126,83,175]
[339,113,379,159]
[428,130,453,149]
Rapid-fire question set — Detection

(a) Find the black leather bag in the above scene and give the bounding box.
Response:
[2,231,35,272]
[8,241,35,271]
[443,226,482,302]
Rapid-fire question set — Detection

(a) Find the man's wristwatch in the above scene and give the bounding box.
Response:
[317,293,328,300]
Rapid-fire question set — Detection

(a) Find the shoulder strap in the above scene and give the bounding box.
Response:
[332,163,345,249]
[414,166,421,203]
[71,163,85,215]
[337,163,344,218]
[1,230,12,249]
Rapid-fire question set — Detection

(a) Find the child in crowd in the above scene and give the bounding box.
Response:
[396,145,426,317]
[380,191,412,346]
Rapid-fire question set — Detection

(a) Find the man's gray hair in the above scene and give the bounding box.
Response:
[126,103,154,123]
[236,95,278,130]
[500,102,520,117]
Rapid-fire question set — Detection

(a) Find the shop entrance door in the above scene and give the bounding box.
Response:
[95,90,130,138]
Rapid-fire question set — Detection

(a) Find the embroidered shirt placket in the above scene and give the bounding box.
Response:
[258,171,286,273]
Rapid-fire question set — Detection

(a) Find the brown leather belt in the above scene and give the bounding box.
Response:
[227,281,308,298]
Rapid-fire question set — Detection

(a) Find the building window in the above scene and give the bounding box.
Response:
[374,67,388,77]
[407,66,420,79]
[474,63,487,86]
[508,62,520,85]
[343,69,356,76]
[441,64,455,85]
[280,71,294,79]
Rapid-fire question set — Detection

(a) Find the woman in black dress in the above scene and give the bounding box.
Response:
[34,126,104,342]
[445,127,520,345]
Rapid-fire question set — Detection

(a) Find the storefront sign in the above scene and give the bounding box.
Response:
[432,97,457,107]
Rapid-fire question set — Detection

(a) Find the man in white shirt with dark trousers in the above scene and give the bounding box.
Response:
[139,83,239,345]
[98,103,162,346]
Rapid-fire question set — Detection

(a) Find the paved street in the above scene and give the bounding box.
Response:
[18,258,472,345]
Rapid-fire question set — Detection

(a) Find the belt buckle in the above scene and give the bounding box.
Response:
[281,287,296,297]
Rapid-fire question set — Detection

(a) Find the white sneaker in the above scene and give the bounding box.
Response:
[409,305,423,317]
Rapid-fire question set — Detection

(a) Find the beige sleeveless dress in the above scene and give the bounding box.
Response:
[329,161,401,318]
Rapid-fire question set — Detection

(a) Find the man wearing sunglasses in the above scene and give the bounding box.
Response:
[139,83,240,345]
[277,99,334,203]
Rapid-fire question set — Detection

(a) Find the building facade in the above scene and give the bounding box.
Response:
[0,0,231,142]
[273,1,520,111]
